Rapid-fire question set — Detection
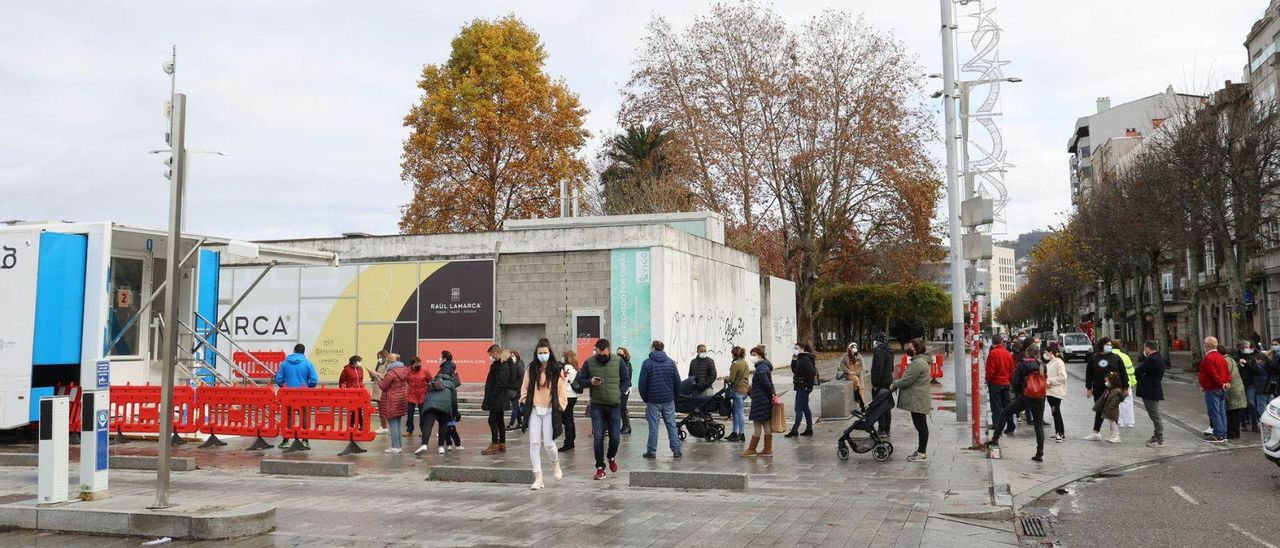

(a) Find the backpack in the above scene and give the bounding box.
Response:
[1023,365,1047,399]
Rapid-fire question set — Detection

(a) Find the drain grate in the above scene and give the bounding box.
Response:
[1021,516,1047,537]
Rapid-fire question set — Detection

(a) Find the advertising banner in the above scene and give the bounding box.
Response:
[610,248,651,380]
[219,260,494,383]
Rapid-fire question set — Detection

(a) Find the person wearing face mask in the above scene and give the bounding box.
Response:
[985,334,1016,437]
[726,346,751,442]
[688,344,718,394]
[987,343,1048,461]
[1266,339,1280,404]
[617,347,635,436]
[892,338,934,462]
[573,339,630,480]
[519,344,567,489]
[339,355,366,429]
[1198,337,1231,444]
[481,345,518,455]
[742,346,776,457]
[785,342,818,438]
[869,333,895,437]
[1134,341,1166,447]
[638,340,683,459]
[1240,341,1269,433]
[1083,337,1128,441]
[1111,339,1137,428]
[1043,343,1068,442]
[1226,342,1250,439]
[369,351,390,434]
[559,350,579,452]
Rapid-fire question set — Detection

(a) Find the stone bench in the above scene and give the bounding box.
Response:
[0,453,38,466]
[110,455,197,472]
[629,470,749,490]
[260,459,354,477]
[429,466,535,484]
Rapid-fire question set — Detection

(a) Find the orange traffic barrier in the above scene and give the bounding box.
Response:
[896,354,908,378]
[277,387,375,455]
[108,384,198,445]
[195,385,280,450]
[931,354,944,379]
[232,350,285,380]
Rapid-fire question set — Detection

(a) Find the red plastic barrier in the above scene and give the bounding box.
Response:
[196,385,279,439]
[277,387,375,442]
[896,354,908,378]
[109,384,198,435]
[931,354,944,379]
[232,350,286,380]
[55,384,83,432]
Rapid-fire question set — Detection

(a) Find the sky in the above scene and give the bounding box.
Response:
[0,1,1268,242]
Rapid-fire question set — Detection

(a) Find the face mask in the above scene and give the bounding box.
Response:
[1102,345,1112,353]
[355,362,362,368]
[1105,381,1112,388]
[1042,353,1050,361]
[378,358,385,365]
[749,356,760,364]
[697,352,707,359]
[536,352,550,362]
[1273,345,1279,353]
[1243,348,1254,355]
[793,348,801,356]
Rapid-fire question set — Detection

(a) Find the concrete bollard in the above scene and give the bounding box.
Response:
[629,470,749,490]
[818,382,854,418]
[260,459,354,477]
[109,455,197,472]
[429,466,535,484]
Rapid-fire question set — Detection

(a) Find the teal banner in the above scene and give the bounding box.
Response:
[611,248,651,382]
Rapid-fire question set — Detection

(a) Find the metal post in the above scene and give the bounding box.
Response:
[154,93,187,509]
[940,0,968,422]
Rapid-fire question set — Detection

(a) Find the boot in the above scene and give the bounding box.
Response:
[530,472,544,490]
[759,434,773,456]
[481,443,500,455]
[552,461,563,480]
[784,428,798,438]
[740,435,760,457]
[498,443,507,453]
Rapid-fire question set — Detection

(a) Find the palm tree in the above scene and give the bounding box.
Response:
[599,124,689,214]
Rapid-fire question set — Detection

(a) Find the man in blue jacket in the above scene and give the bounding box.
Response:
[275,343,318,449]
[638,340,683,459]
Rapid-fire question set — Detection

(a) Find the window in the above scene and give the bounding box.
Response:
[107,257,144,357]
[1080,145,1091,158]
[1205,241,1216,274]
[1161,272,1174,299]
[1081,166,1093,178]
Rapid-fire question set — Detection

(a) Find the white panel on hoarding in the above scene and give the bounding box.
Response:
[300,265,358,298]
[767,277,797,366]
[658,247,763,377]
[0,232,39,429]
[220,266,301,343]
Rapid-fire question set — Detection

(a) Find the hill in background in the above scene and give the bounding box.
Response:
[996,230,1050,259]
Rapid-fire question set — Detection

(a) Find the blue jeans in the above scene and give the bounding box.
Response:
[645,401,681,454]
[792,388,812,432]
[988,383,1015,433]
[387,416,403,449]
[730,391,746,435]
[1204,389,1227,439]
[1248,386,1270,425]
[589,404,621,469]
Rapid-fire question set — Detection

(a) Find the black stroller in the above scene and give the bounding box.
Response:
[837,390,895,462]
[675,379,730,441]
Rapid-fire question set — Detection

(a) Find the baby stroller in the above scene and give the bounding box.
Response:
[837,390,895,462]
[675,379,730,441]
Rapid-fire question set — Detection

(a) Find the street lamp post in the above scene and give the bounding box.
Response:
[938,0,968,422]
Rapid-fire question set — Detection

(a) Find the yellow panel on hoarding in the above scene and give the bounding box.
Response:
[308,298,356,382]
[357,263,422,322]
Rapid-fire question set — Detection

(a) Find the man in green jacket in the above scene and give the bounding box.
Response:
[573,338,631,481]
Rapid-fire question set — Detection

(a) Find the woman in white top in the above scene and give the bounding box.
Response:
[1044,342,1068,442]
[519,343,569,490]
[559,350,579,452]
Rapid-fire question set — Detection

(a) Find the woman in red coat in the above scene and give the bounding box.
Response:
[338,355,365,429]
[404,357,433,442]
[378,364,411,454]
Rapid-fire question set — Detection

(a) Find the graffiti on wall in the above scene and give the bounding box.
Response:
[669,308,749,364]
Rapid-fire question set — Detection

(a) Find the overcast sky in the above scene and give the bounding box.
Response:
[0,1,1267,244]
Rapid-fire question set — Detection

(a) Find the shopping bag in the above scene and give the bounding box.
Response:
[770,401,787,433]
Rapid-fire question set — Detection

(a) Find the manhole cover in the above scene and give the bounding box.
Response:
[1021,516,1047,537]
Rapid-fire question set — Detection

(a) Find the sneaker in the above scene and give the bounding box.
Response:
[608,459,619,473]
[594,468,606,480]
[1207,437,1227,445]
[530,474,544,490]
[413,444,429,455]
[1146,440,1166,448]
[642,452,656,459]
[1083,432,1102,441]
[374,428,388,434]
[906,452,928,463]
[456,446,464,451]
[384,447,401,454]
[1054,434,1064,443]
[621,426,632,435]
[1106,435,1121,444]
[1031,454,1043,462]
[673,450,682,458]
[438,447,445,455]
[553,461,563,480]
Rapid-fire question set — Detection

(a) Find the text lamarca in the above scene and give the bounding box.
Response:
[429,302,483,311]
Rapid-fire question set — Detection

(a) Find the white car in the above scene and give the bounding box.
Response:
[1263,395,1280,467]
[1059,332,1094,363]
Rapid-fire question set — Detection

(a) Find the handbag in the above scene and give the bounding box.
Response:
[1023,366,1047,399]
[769,400,787,433]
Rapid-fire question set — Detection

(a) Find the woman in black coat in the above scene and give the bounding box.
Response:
[786,342,818,438]
[481,346,517,455]
[742,346,776,458]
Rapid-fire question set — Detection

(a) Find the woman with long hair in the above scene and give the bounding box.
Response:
[1043,342,1068,442]
[559,349,579,452]
[726,346,750,442]
[742,346,776,457]
[519,342,568,489]
[892,338,933,463]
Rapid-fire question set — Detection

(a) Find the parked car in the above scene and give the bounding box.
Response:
[1058,332,1093,363]
[1262,395,1280,468]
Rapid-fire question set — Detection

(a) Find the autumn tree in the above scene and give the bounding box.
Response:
[621,3,940,341]
[597,124,697,215]
[400,16,590,234]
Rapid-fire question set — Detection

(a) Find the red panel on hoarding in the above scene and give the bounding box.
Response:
[418,340,493,384]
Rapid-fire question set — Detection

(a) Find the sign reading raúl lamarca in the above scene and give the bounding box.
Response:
[417,260,494,340]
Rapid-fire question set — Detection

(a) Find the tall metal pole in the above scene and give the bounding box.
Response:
[153,92,187,509]
[940,0,968,422]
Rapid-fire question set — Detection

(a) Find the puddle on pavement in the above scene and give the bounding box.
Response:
[930,392,956,401]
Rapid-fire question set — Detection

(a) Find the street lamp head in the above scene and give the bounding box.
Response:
[927,73,943,79]
[930,91,944,99]
[162,60,175,75]
[1006,77,1023,83]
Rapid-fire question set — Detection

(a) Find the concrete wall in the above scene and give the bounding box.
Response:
[495,251,609,356]
[650,246,762,376]
[761,277,797,365]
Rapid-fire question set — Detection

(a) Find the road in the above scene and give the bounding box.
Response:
[1027,447,1280,547]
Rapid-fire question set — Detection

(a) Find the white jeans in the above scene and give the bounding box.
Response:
[1119,391,1135,426]
[528,407,559,471]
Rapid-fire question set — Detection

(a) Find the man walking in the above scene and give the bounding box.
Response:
[574,339,630,480]
[1135,341,1166,447]
[275,343,319,449]
[869,333,895,436]
[985,334,1015,435]
[1199,336,1230,444]
[688,344,717,393]
[638,340,682,459]
[1083,337,1127,440]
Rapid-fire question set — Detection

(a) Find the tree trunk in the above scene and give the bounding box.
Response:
[1149,250,1168,355]
[1217,237,1250,340]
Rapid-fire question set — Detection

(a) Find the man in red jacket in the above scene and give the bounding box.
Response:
[986,334,1016,435]
[1199,336,1231,444]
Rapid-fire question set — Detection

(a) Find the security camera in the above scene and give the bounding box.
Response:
[163,60,175,75]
